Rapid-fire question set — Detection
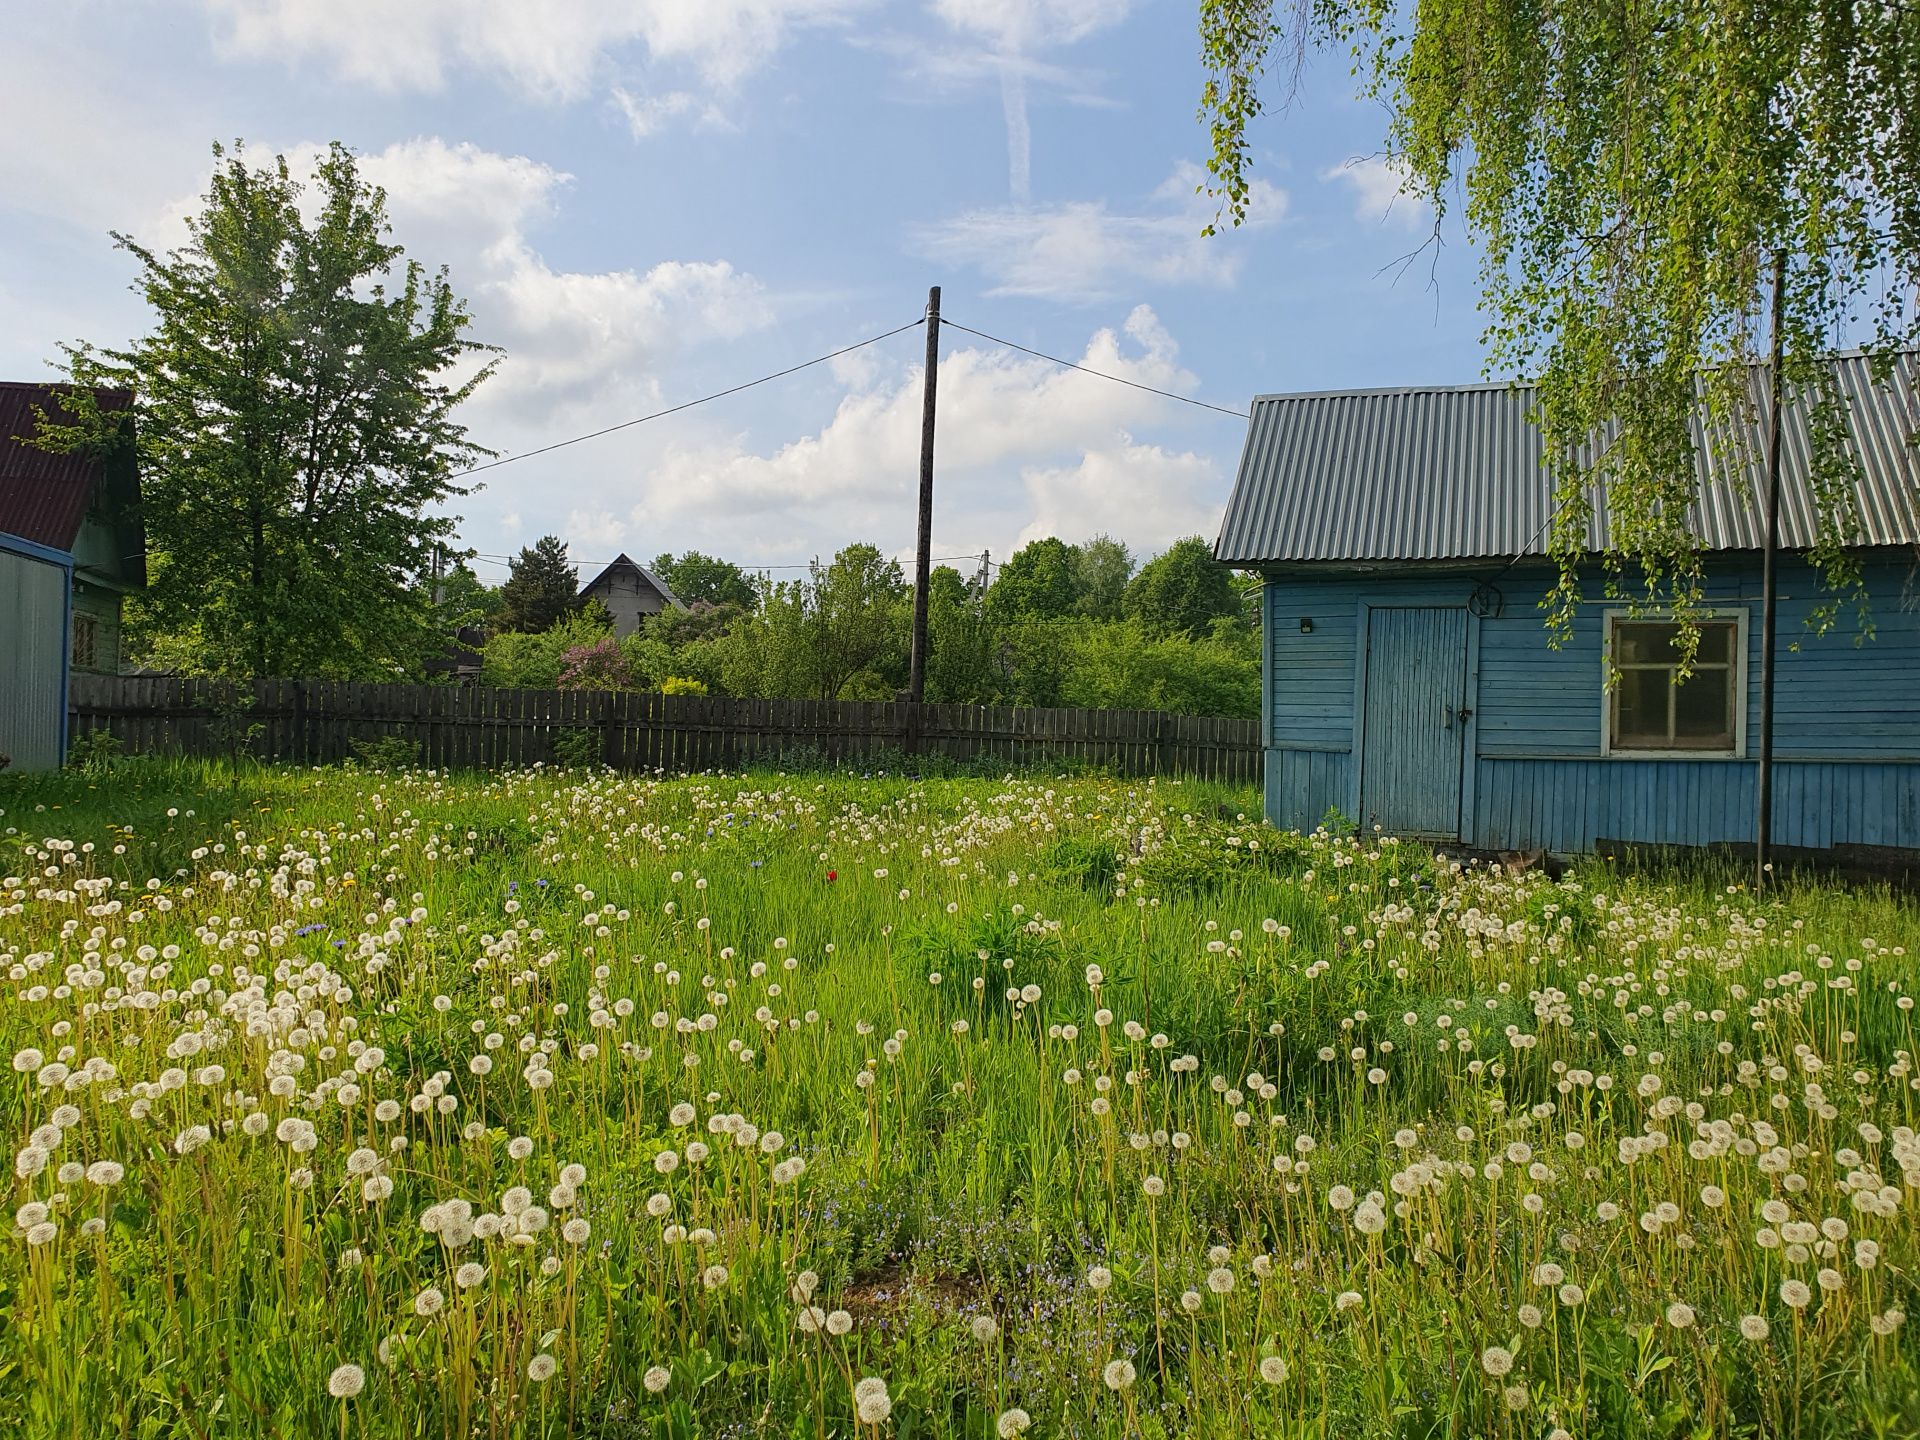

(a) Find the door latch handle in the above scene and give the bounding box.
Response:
[1456,707,1474,724]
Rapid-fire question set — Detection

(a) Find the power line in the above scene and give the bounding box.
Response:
[940,318,1250,419]
[449,317,926,480]
[464,552,991,573]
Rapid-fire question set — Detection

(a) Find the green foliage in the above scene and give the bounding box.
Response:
[1072,533,1135,620]
[1124,536,1241,639]
[346,734,420,769]
[1056,617,1259,717]
[6,765,1912,1438]
[496,535,580,636]
[65,728,124,775]
[481,609,612,689]
[660,675,709,696]
[651,551,757,609]
[32,141,495,679]
[551,727,603,767]
[1197,2,1916,646]
[986,537,1080,623]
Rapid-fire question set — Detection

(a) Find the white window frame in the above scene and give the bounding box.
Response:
[1599,607,1749,759]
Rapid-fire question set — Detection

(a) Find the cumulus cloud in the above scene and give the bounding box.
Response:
[1323,154,1429,231]
[198,0,875,99]
[910,162,1285,302]
[598,304,1232,563]
[275,139,775,423]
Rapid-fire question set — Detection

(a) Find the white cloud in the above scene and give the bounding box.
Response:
[272,138,776,422]
[612,88,731,138]
[199,0,873,100]
[1017,441,1222,551]
[925,0,1136,200]
[911,161,1285,302]
[1323,155,1429,231]
[618,305,1230,563]
[930,0,1134,52]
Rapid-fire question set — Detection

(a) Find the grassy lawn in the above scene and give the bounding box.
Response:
[1,757,1916,1438]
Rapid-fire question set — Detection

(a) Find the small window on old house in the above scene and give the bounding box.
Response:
[72,613,99,671]
[1607,618,1741,754]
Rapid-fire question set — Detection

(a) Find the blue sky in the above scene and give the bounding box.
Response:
[0,0,1492,585]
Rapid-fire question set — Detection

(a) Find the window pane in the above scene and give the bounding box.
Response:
[1613,622,1682,665]
[1613,667,1670,746]
[1672,669,1733,747]
[1695,621,1735,665]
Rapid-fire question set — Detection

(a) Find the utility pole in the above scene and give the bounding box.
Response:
[907,285,941,703]
[1756,250,1787,891]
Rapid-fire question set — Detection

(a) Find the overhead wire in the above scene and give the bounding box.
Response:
[939,317,1251,419]
[447,317,927,480]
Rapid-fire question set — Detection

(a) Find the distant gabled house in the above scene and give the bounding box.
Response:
[580,553,681,638]
[1215,352,1920,856]
[0,383,145,770]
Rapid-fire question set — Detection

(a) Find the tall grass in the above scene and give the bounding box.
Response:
[0,757,1914,1438]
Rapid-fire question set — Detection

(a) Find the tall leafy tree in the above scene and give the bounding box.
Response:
[497,536,579,634]
[36,141,495,677]
[1199,2,1918,644]
[986,537,1080,623]
[1072,533,1135,620]
[1125,537,1241,639]
[652,550,757,609]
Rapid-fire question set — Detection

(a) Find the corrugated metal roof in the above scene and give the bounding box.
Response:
[1215,353,1920,565]
[0,382,133,553]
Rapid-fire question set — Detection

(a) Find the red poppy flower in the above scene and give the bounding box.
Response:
[825,870,837,882]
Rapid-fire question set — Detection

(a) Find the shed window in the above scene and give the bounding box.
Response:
[72,614,99,672]
[1607,619,1741,753]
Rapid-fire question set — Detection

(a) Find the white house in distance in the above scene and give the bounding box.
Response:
[579,554,682,638]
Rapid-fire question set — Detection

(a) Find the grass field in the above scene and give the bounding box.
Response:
[1,758,1916,1439]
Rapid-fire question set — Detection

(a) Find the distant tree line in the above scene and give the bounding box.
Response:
[465,533,1261,718]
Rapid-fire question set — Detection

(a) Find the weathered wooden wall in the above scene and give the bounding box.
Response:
[67,675,1260,783]
[1260,555,1920,852]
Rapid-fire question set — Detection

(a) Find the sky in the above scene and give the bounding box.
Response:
[0,0,1493,587]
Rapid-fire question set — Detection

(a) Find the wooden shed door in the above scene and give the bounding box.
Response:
[1360,607,1469,838]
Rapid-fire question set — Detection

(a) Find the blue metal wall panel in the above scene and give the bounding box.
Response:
[1261,556,1920,850]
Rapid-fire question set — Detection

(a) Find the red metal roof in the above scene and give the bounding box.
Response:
[0,382,133,552]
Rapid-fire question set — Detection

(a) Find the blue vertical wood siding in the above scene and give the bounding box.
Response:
[1360,607,1470,835]
[1262,557,1920,851]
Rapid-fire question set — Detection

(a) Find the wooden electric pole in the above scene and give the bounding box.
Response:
[1756,251,1787,890]
[908,286,941,703]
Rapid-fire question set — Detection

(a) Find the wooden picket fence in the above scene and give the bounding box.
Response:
[67,675,1260,782]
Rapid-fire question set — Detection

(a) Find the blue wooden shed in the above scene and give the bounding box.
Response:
[1214,354,1920,854]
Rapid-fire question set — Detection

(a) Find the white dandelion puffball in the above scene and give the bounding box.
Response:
[1780,1279,1812,1309]
[1335,1290,1363,1313]
[1481,1346,1514,1378]
[971,1314,1000,1343]
[643,1365,671,1394]
[1260,1356,1288,1384]
[455,1262,487,1289]
[826,1310,853,1336]
[1086,1265,1113,1293]
[1103,1358,1136,1391]
[563,1218,591,1245]
[414,1287,446,1317]
[1740,1314,1771,1341]
[327,1364,366,1399]
[527,1354,557,1383]
[1666,1302,1695,1329]
[997,1408,1032,1437]
[1206,1267,1235,1294]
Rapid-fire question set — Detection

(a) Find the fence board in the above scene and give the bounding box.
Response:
[65,677,1259,782]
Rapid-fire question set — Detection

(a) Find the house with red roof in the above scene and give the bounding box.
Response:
[0,383,145,770]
